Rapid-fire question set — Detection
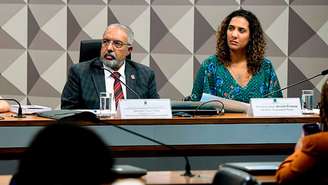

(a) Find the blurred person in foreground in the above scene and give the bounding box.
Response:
[275,79,328,185]
[10,123,116,185]
[191,9,282,103]
[0,96,10,112]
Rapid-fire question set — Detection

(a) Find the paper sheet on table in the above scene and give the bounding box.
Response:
[200,93,250,113]
[11,105,52,114]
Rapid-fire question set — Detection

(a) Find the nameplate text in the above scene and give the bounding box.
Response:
[249,98,302,116]
[116,99,172,119]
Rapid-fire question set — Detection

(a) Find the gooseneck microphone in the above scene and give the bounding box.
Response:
[93,62,141,99]
[105,122,194,177]
[0,98,25,118]
[264,69,328,97]
[93,61,194,176]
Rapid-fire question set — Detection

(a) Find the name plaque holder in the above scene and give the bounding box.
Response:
[248,98,302,117]
[116,99,172,119]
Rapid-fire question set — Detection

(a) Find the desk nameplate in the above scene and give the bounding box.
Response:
[249,98,302,117]
[116,99,172,119]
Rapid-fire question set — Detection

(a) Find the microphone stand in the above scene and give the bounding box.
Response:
[94,61,193,176]
[264,72,325,97]
[0,98,25,118]
[100,66,141,99]
[104,122,194,177]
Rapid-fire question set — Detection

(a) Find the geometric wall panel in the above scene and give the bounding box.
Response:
[288,59,317,98]
[0,0,327,108]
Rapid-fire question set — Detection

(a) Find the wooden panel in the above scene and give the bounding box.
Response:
[0,113,320,126]
[0,171,276,185]
[142,170,277,185]
[0,143,294,160]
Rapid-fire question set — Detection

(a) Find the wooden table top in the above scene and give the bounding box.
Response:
[0,170,276,185]
[0,112,320,126]
[142,170,276,185]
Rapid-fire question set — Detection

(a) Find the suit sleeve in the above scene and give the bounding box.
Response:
[148,70,160,99]
[61,66,82,109]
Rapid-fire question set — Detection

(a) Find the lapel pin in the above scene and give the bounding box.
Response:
[131,74,135,80]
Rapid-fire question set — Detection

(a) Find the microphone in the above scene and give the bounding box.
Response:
[183,96,191,101]
[93,62,194,176]
[264,69,328,97]
[103,122,194,177]
[93,62,141,99]
[0,98,25,118]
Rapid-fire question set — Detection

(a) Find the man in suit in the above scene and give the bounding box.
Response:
[61,23,160,110]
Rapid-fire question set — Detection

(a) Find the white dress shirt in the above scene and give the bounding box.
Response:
[103,61,127,112]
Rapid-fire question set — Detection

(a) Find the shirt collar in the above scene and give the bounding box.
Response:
[103,60,126,79]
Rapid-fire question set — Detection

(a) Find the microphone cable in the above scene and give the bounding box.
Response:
[99,121,194,177]
[93,61,194,176]
[264,69,328,97]
[194,100,224,117]
[92,61,141,99]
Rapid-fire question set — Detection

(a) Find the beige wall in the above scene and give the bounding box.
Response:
[0,0,327,108]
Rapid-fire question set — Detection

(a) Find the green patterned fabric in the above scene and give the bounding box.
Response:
[191,55,283,103]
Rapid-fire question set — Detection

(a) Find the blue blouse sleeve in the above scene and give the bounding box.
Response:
[266,60,283,98]
[191,62,206,101]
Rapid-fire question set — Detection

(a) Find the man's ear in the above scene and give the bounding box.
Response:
[128,46,133,53]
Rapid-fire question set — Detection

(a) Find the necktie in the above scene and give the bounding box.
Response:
[111,72,124,108]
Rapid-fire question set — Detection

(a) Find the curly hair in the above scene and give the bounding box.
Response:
[320,80,328,131]
[216,9,266,74]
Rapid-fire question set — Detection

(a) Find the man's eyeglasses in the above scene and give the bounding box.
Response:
[102,39,130,48]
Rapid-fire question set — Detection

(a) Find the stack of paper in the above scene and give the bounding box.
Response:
[11,105,52,114]
[201,93,250,113]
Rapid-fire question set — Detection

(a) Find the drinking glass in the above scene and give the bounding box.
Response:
[301,90,314,110]
[99,92,112,117]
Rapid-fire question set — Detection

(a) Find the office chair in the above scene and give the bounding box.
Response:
[79,39,131,63]
[212,166,259,185]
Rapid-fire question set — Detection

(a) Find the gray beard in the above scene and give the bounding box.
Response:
[101,58,124,71]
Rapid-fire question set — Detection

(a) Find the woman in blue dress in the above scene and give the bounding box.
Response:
[191,9,282,103]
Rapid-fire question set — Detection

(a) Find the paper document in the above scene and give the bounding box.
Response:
[200,93,250,113]
[11,105,52,114]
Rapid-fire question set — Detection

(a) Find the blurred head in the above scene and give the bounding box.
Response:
[216,9,266,74]
[14,123,115,185]
[0,100,10,113]
[100,23,134,71]
[320,79,328,131]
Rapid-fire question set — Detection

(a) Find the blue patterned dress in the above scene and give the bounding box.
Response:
[191,55,283,103]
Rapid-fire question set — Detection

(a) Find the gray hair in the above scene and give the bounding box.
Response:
[105,23,134,45]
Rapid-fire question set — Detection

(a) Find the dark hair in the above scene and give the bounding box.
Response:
[216,9,266,74]
[320,80,328,131]
[13,123,115,185]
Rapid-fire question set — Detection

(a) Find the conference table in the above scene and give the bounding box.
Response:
[0,112,319,126]
[0,112,319,159]
[0,170,276,185]
[0,112,318,185]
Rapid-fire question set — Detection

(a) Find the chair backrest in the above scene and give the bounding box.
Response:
[79,39,102,62]
[79,39,131,63]
[212,166,260,185]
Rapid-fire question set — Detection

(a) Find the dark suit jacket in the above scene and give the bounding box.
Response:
[61,58,160,109]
